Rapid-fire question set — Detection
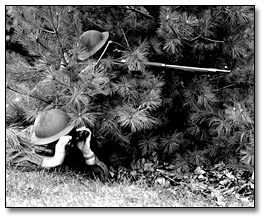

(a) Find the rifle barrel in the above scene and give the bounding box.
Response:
[119,59,230,73]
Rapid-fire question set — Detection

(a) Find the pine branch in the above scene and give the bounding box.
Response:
[124,6,155,21]
[100,116,120,136]
[115,105,159,132]
[138,134,158,156]
[139,89,162,111]
[7,6,254,173]
[48,7,67,64]
[160,131,182,155]
[67,106,97,128]
[201,36,224,43]
[214,83,237,92]
[6,102,32,128]
[188,34,224,43]
[117,22,131,52]
[115,76,137,98]
[35,38,58,58]
[6,85,50,104]
[142,6,160,20]
[121,41,149,71]
[38,26,56,34]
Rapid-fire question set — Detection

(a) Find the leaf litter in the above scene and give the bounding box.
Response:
[110,160,254,207]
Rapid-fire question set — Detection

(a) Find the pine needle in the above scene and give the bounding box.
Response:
[6,127,46,167]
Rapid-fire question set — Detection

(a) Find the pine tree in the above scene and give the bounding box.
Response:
[6,6,254,176]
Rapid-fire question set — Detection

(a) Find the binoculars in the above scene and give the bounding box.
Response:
[67,130,90,148]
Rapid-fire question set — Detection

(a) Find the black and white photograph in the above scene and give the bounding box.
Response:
[5,5,255,209]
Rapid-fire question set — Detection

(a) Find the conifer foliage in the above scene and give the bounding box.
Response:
[6,6,254,177]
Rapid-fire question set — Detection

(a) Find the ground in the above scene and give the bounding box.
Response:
[6,167,254,207]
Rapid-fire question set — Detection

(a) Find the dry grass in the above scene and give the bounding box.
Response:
[6,167,254,207]
[6,168,184,207]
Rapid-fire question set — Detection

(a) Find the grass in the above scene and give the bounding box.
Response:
[6,167,254,207]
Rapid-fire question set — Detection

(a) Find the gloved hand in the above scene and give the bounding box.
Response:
[41,135,72,168]
[75,127,96,165]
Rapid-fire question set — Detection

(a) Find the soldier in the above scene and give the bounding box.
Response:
[12,109,108,181]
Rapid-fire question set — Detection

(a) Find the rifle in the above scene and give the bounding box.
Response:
[96,40,231,73]
[117,59,231,73]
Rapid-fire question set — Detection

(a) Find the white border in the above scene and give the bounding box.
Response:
[2,1,269,222]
